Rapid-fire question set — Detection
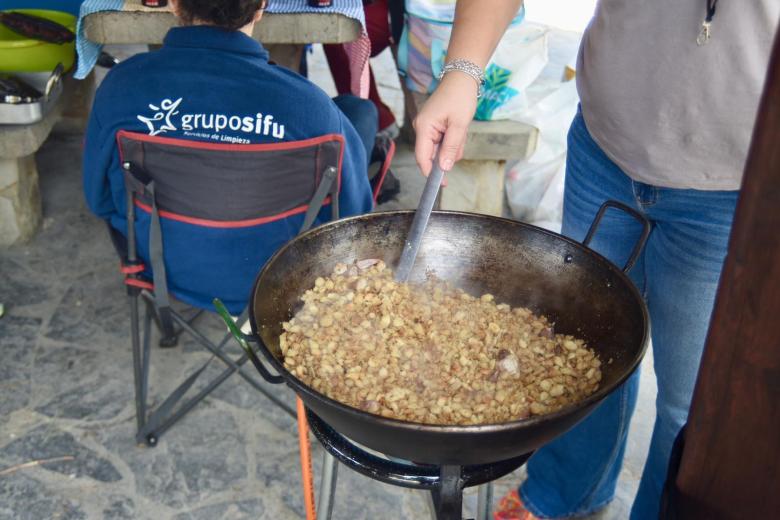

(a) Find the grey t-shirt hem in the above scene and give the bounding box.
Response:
[572,0,776,194]
[580,108,743,193]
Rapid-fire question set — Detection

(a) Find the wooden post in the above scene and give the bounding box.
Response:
[666,26,780,518]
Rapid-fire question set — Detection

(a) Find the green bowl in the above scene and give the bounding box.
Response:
[0,9,76,72]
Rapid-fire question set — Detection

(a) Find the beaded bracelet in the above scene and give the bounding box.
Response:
[438,59,486,98]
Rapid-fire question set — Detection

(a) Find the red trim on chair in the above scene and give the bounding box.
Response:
[133,199,332,229]
[116,130,345,223]
[372,139,396,202]
[116,130,345,204]
[125,278,154,291]
[116,130,346,159]
[120,263,146,274]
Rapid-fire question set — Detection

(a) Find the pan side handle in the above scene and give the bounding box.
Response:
[582,201,651,273]
[213,298,284,384]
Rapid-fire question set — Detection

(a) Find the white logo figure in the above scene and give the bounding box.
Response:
[137,98,182,136]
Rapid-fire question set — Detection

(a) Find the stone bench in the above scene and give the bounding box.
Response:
[0,74,93,246]
[0,104,61,245]
[402,89,539,216]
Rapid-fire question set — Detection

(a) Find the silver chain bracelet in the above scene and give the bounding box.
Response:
[438,59,486,98]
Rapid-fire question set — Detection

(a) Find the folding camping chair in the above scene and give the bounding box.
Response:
[111,130,392,518]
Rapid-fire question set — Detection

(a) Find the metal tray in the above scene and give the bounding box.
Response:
[0,68,63,125]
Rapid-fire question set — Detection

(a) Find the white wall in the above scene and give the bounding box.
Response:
[523,0,598,32]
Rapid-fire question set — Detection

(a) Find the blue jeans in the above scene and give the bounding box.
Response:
[333,94,378,162]
[519,111,738,519]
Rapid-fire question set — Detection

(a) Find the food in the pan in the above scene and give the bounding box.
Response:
[280,260,603,425]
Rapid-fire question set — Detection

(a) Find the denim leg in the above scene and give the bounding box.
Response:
[521,111,649,518]
[332,94,378,160]
[629,188,737,520]
[520,110,738,519]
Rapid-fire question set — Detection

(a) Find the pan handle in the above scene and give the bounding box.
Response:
[213,299,284,384]
[582,201,651,273]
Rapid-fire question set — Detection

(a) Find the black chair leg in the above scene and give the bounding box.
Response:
[130,292,146,437]
[149,301,205,349]
[157,306,179,348]
[169,313,296,418]
[130,301,295,447]
[140,303,153,445]
[158,334,178,348]
[145,298,178,348]
[145,355,247,441]
[131,295,159,447]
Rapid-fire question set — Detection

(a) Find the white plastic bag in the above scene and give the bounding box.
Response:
[398,4,549,120]
[473,24,549,121]
[506,79,579,231]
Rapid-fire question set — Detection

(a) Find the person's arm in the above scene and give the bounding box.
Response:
[414,0,522,174]
[82,103,118,221]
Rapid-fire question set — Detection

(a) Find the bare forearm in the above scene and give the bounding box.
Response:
[413,0,523,173]
[446,0,523,68]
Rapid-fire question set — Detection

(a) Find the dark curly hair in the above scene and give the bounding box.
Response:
[176,0,267,31]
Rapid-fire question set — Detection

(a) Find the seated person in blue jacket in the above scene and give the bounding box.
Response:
[83,0,376,313]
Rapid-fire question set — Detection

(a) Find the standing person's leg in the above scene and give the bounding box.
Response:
[368,67,397,132]
[325,0,396,131]
[324,43,396,131]
[515,109,648,518]
[323,44,352,95]
[511,110,740,520]
[332,94,379,161]
[364,0,397,131]
[365,0,391,52]
[629,187,737,520]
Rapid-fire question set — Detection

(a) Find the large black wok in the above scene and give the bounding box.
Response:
[245,206,650,466]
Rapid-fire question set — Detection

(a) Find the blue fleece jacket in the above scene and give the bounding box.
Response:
[83,26,373,313]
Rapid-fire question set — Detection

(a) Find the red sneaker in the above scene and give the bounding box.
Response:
[494,489,540,520]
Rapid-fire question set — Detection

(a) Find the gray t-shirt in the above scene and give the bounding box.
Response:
[577,0,779,190]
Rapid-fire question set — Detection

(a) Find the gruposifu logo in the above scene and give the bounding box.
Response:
[137,98,182,136]
[136,97,286,140]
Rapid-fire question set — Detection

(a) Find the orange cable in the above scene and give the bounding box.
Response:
[297,397,317,520]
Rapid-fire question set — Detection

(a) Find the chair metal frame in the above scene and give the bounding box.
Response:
[110,134,347,518]
[119,143,340,447]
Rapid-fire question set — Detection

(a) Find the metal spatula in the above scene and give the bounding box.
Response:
[394,153,445,282]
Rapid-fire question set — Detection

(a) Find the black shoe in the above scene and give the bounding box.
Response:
[374,169,401,205]
[369,135,400,204]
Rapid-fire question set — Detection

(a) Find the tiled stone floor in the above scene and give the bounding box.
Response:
[0,42,656,520]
